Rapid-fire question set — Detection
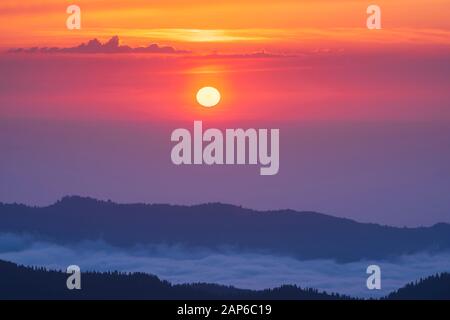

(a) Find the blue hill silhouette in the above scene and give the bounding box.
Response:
[386,273,450,300]
[1,196,450,262]
[1,259,448,300]
[0,259,346,300]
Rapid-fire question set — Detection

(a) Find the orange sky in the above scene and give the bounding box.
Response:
[1,1,450,227]
[1,0,450,51]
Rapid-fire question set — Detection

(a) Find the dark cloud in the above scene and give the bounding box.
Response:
[8,36,190,54]
[7,37,294,57]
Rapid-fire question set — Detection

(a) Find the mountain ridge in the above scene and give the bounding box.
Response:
[386,273,450,300]
[1,258,449,300]
[1,195,433,227]
[1,196,450,262]
[0,259,348,300]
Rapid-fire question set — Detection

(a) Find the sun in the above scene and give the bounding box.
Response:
[196,86,221,108]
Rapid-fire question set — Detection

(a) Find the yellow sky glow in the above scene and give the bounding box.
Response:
[1,0,449,51]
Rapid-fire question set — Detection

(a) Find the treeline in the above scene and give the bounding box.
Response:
[386,273,450,300]
[0,260,348,300]
[1,259,449,300]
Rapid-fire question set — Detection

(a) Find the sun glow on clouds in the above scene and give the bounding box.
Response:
[78,27,450,47]
[142,29,266,43]
[1,0,450,50]
[3,27,450,53]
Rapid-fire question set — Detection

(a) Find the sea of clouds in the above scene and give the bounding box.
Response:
[1,232,449,298]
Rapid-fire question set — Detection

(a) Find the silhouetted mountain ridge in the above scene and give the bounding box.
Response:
[386,273,450,300]
[0,259,346,300]
[1,196,450,262]
[1,259,449,300]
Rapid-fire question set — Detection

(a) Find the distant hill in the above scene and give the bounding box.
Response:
[386,273,450,300]
[0,259,346,300]
[1,196,450,262]
[1,259,449,300]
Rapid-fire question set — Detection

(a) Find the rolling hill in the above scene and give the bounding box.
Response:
[0,259,345,300]
[1,196,450,262]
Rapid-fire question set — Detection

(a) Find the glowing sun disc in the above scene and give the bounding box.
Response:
[196,86,221,107]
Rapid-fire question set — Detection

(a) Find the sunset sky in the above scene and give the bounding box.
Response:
[1,0,450,50]
[1,1,450,226]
